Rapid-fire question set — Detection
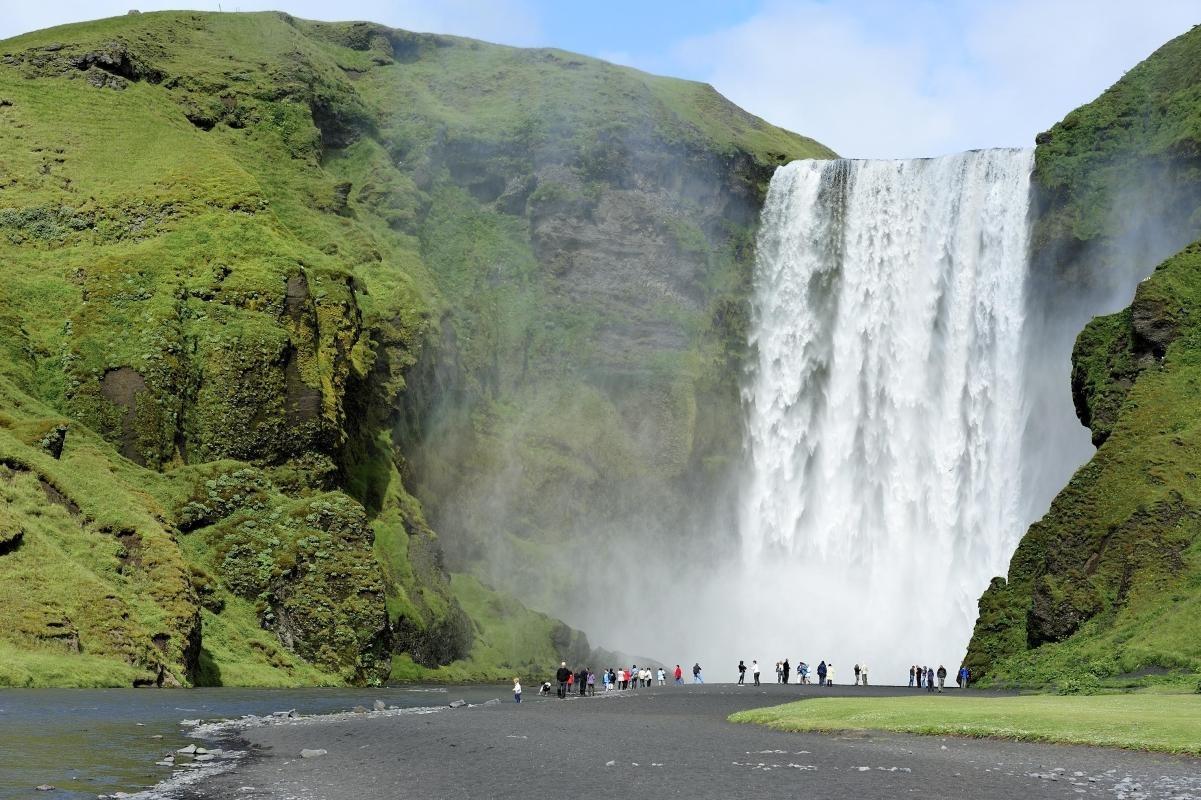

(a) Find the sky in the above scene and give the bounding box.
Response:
[3,0,1198,158]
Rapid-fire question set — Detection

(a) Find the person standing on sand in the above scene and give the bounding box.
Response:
[587,668,596,696]
[783,658,791,684]
[861,663,869,686]
[674,664,684,685]
[817,660,827,686]
[752,660,760,686]
[775,661,782,683]
[926,666,935,693]
[799,661,808,684]
[827,664,835,686]
[937,664,947,693]
[693,663,704,684]
[556,661,570,699]
[513,677,522,703]
[738,660,747,685]
[909,665,916,687]
[658,666,666,686]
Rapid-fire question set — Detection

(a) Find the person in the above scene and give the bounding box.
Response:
[602,668,611,692]
[738,660,747,685]
[752,659,760,686]
[861,663,869,686]
[539,680,552,696]
[567,670,575,695]
[775,661,782,683]
[657,667,666,686]
[513,677,522,704]
[674,664,684,685]
[961,665,971,688]
[783,658,790,684]
[909,665,916,688]
[816,660,827,686]
[609,668,617,690]
[936,664,947,693]
[587,668,596,696]
[926,666,935,693]
[692,662,703,684]
[854,663,861,686]
[827,664,835,686]
[799,661,808,685]
[577,667,587,696]
[556,661,570,699]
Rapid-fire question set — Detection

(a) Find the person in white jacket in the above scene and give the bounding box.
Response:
[513,677,522,703]
[751,660,760,686]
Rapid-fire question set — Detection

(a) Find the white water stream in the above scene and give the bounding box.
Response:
[740,150,1036,679]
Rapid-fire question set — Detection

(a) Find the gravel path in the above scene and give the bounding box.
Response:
[185,684,1201,800]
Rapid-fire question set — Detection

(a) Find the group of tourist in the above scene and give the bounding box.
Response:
[536,662,698,700]
[908,664,970,691]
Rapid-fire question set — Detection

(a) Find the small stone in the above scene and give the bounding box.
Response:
[35,786,55,792]
[352,705,369,713]
[605,760,616,767]
[181,719,200,726]
[150,734,163,739]
[373,699,386,712]
[483,698,500,706]
[300,749,327,759]
[155,761,173,767]
[448,700,467,709]
[194,747,209,755]
[177,744,197,754]
[194,754,215,762]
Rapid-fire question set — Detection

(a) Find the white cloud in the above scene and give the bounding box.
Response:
[0,0,542,47]
[673,0,1199,159]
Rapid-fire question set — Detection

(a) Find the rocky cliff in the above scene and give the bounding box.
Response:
[966,24,1201,690]
[0,11,831,685]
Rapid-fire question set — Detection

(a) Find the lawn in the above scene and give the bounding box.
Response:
[730,694,1201,755]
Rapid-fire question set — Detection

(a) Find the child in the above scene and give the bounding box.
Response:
[513,677,522,703]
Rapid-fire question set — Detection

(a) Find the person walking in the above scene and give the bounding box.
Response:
[692,662,704,684]
[556,661,570,699]
[738,660,747,685]
[799,661,808,684]
[909,665,916,687]
[674,664,684,685]
[936,664,947,693]
[752,659,760,686]
[817,660,827,686]
[513,677,522,703]
[861,663,869,686]
[854,664,861,686]
[783,658,791,684]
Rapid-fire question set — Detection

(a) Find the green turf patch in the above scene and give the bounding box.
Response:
[730,694,1201,755]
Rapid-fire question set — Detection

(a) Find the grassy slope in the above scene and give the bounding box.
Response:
[731,695,1201,756]
[966,25,1201,690]
[0,11,830,685]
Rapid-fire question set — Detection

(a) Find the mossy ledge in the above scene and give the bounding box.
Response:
[0,11,832,686]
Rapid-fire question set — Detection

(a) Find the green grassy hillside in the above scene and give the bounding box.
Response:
[966,25,1201,691]
[0,11,830,685]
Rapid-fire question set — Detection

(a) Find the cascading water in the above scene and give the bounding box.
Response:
[741,149,1036,681]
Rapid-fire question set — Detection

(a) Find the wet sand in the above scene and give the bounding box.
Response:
[184,684,1201,800]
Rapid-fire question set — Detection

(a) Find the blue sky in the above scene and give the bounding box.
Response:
[4,1,1198,158]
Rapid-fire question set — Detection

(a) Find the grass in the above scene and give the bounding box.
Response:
[730,694,1201,756]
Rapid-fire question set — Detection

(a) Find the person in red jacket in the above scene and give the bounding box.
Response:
[673,664,684,685]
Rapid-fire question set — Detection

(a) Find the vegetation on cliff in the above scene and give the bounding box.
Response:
[967,25,1201,691]
[0,11,829,685]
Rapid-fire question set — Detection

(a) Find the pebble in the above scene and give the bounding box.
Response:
[373,700,386,712]
[300,749,327,759]
[181,719,200,726]
[177,744,197,754]
[35,785,55,792]
[150,734,163,739]
[155,761,174,767]
[448,700,467,709]
[194,754,215,762]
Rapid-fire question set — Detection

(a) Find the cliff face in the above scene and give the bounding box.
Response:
[966,25,1201,690]
[0,11,830,685]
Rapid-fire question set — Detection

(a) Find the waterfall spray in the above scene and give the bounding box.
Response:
[741,149,1035,680]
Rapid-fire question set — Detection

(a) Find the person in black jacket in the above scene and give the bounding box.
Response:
[782,658,790,684]
[936,664,947,693]
[737,660,747,685]
[556,662,570,699]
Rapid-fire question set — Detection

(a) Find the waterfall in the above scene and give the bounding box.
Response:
[741,149,1035,680]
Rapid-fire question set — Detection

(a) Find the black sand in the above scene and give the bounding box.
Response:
[187,684,1201,799]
